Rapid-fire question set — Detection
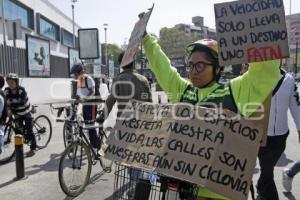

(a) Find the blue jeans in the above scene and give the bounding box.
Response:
[0,135,3,154]
[287,160,300,177]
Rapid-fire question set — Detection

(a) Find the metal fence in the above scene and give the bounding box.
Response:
[0,44,26,76]
[0,44,69,78]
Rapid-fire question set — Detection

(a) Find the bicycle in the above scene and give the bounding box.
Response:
[58,108,113,197]
[0,105,52,165]
[51,102,78,149]
[52,99,106,150]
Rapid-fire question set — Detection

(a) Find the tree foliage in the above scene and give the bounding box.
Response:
[158,27,203,59]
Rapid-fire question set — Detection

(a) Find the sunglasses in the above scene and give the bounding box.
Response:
[186,61,213,73]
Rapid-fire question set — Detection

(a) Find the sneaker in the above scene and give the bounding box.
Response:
[25,150,35,157]
[282,168,293,192]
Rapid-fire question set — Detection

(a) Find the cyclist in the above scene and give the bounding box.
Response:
[70,63,100,150]
[4,73,36,157]
[142,32,280,199]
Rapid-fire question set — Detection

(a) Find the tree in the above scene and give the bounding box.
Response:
[158,27,202,59]
[101,43,123,67]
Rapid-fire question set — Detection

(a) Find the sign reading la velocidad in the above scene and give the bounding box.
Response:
[215,0,289,66]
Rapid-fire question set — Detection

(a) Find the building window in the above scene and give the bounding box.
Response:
[62,30,74,47]
[39,16,60,41]
[4,0,34,29]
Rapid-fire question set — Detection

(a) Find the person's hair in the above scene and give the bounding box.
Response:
[118,52,134,70]
[190,46,223,82]
[0,74,4,89]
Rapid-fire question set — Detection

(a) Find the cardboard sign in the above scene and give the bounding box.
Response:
[121,5,154,67]
[215,0,289,66]
[104,100,264,200]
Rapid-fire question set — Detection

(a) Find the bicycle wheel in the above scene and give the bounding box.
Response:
[63,121,75,149]
[0,125,15,165]
[33,115,52,149]
[98,129,113,171]
[59,141,92,197]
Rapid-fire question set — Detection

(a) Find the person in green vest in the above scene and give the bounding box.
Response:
[142,32,280,200]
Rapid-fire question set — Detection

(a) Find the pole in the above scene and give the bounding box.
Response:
[15,134,25,180]
[290,0,292,16]
[13,21,17,74]
[103,24,108,77]
[72,4,75,48]
[296,41,298,74]
[288,0,292,71]
[140,42,143,75]
[1,0,7,75]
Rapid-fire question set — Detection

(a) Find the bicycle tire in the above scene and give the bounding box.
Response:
[0,124,15,165]
[98,129,113,171]
[63,121,74,149]
[34,115,52,149]
[58,141,92,197]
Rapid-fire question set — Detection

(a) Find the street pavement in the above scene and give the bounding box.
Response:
[0,105,299,200]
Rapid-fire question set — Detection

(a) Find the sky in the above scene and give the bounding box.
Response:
[50,0,300,46]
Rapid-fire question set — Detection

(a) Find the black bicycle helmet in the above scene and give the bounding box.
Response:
[70,63,84,75]
[6,73,19,84]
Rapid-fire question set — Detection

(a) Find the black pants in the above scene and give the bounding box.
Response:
[82,105,100,149]
[256,132,288,200]
[15,113,36,150]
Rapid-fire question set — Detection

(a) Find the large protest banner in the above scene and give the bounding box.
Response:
[104,100,264,200]
[214,0,289,66]
[120,4,154,67]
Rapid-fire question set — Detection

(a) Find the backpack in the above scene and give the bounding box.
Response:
[0,90,8,124]
[83,76,99,96]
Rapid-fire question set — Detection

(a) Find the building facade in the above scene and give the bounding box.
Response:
[285,13,300,72]
[175,16,217,40]
[286,13,300,45]
[0,0,81,77]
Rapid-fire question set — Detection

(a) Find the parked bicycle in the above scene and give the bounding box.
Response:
[0,105,52,164]
[55,101,113,197]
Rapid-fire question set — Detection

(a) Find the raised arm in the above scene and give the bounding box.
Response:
[230,60,280,117]
[143,34,189,102]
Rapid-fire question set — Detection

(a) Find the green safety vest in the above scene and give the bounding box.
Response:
[180,83,238,113]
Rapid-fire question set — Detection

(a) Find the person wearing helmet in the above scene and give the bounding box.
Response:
[104,52,152,199]
[142,32,280,199]
[70,63,101,150]
[4,73,36,157]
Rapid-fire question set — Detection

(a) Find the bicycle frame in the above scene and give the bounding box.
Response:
[73,123,102,160]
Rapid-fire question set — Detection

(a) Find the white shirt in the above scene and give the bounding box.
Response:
[268,72,300,136]
[76,75,95,98]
